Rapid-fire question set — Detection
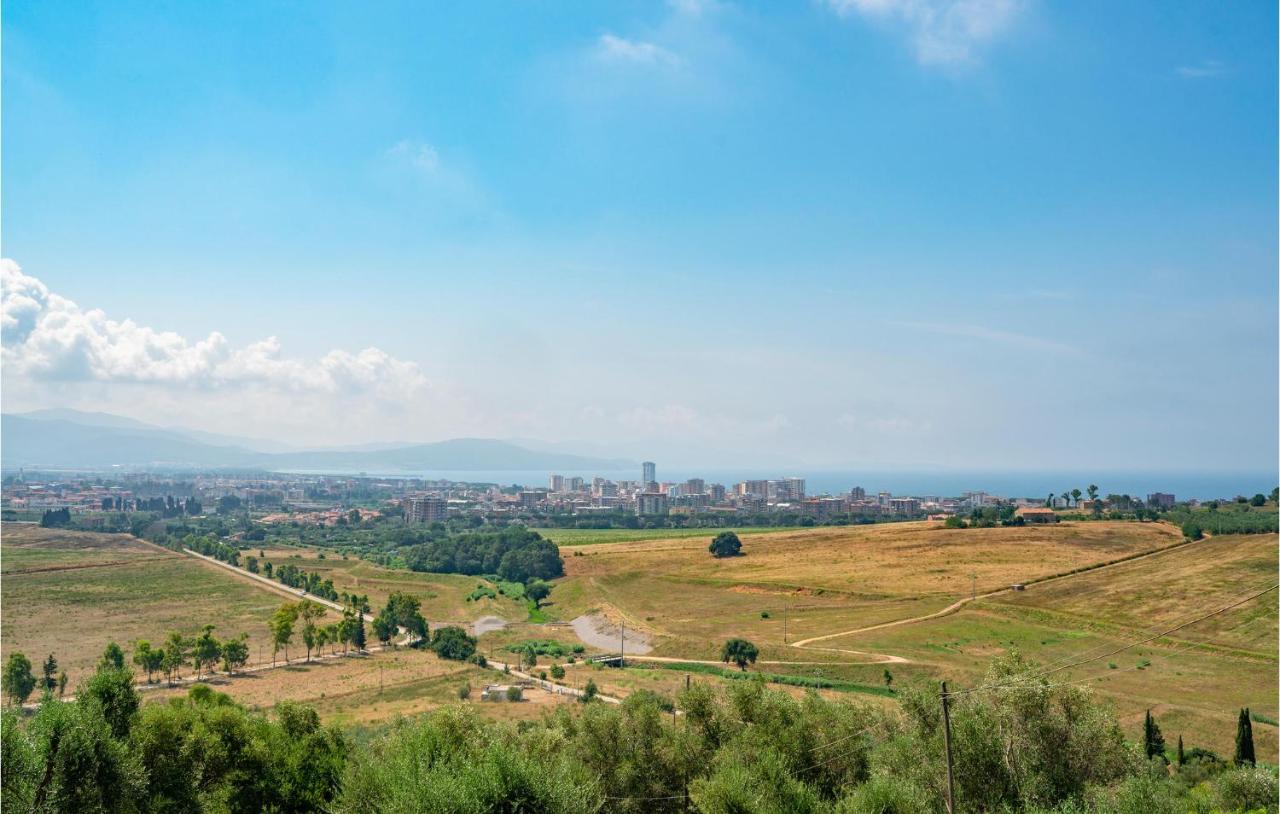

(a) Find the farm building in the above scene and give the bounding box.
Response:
[1015,507,1059,524]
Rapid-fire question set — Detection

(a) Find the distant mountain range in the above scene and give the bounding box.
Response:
[1,410,635,473]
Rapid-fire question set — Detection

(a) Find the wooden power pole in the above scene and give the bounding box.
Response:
[941,680,956,814]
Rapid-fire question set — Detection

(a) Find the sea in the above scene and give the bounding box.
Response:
[290,468,1277,502]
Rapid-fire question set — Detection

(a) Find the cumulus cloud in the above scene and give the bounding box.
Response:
[1,259,426,399]
[595,34,682,67]
[824,0,1023,66]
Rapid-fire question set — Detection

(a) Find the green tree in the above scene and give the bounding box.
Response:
[132,640,163,684]
[380,592,428,644]
[192,625,222,679]
[551,663,566,680]
[303,624,319,662]
[1071,488,1082,507]
[582,678,599,703]
[720,638,759,671]
[1250,493,1266,507]
[430,626,477,661]
[99,641,126,671]
[57,671,67,698]
[80,661,141,739]
[372,612,394,649]
[161,631,190,685]
[1177,735,1185,766]
[1143,709,1166,761]
[21,700,146,811]
[708,531,743,558]
[883,668,893,688]
[353,611,367,651]
[221,634,250,674]
[1235,707,1256,766]
[1087,484,1099,502]
[526,579,552,608]
[41,654,59,693]
[270,602,298,664]
[3,652,36,706]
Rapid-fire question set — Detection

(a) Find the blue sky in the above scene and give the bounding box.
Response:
[3,0,1276,471]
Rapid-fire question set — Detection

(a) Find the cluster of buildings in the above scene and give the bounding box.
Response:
[2,467,1190,528]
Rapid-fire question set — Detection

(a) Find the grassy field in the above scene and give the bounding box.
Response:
[144,647,562,727]
[531,520,1276,759]
[251,545,530,624]
[543,520,1183,654]
[1,524,339,688]
[533,526,791,546]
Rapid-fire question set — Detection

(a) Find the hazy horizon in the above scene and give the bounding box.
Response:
[4,1,1276,472]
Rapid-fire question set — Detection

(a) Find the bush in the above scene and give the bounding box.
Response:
[458,683,471,700]
[1214,766,1279,813]
[430,626,477,662]
[506,686,523,702]
[550,664,565,680]
[708,531,743,558]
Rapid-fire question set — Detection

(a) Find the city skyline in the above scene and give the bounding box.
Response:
[4,1,1276,472]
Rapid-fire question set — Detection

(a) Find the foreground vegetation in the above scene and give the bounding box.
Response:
[3,651,1275,813]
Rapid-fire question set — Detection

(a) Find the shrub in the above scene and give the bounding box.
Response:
[506,686,523,702]
[458,683,471,700]
[1214,766,1279,813]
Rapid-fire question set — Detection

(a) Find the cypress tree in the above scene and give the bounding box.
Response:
[1176,735,1185,766]
[1235,708,1256,766]
[1143,709,1166,761]
[354,613,367,651]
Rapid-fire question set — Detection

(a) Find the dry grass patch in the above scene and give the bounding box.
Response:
[1,525,339,688]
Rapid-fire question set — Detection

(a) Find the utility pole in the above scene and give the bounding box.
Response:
[620,622,626,667]
[941,681,956,814]
[783,603,788,644]
[970,573,976,601]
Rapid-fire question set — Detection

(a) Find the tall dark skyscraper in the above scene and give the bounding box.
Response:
[642,461,656,485]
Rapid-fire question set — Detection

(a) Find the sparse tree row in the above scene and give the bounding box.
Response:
[3,651,1276,813]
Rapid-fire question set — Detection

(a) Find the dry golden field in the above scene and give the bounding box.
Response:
[547,520,1184,655]
[1,524,340,689]
[541,521,1275,758]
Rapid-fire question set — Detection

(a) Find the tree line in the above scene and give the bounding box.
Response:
[402,526,565,583]
[3,650,1273,813]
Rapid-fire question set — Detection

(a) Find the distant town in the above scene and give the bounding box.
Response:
[1,461,1213,532]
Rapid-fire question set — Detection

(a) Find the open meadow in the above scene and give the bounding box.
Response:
[251,544,530,624]
[535,519,1277,759]
[1,524,340,688]
[533,526,791,546]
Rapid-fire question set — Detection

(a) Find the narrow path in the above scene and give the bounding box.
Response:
[183,548,368,621]
[180,547,627,705]
[789,534,1199,654]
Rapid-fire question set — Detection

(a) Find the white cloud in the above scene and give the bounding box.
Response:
[824,0,1023,66]
[892,319,1079,355]
[386,139,440,173]
[837,413,932,434]
[595,34,682,67]
[1176,60,1226,79]
[1,259,426,398]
